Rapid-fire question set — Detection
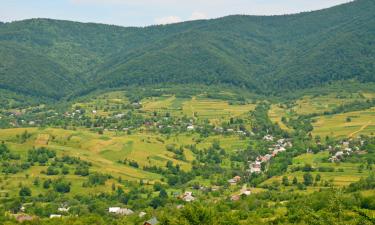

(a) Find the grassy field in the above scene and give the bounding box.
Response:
[292,93,366,115]
[182,97,255,125]
[74,91,130,117]
[312,107,375,138]
[75,92,256,126]
[262,152,374,189]
[268,104,290,131]
[0,127,252,197]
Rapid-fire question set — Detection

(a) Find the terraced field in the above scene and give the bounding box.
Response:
[292,93,366,115]
[312,107,375,138]
[262,152,375,189]
[182,97,255,124]
[268,104,290,131]
[0,127,250,197]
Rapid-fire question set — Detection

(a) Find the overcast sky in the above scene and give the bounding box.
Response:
[0,0,353,27]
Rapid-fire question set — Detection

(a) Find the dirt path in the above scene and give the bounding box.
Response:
[348,121,372,138]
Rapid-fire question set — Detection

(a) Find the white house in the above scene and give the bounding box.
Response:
[181,191,195,202]
[249,161,262,174]
[263,135,274,141]
[58,207,70,212]
[109,207,134,215]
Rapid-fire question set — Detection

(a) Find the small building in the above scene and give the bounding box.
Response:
[108,207,134,216]
[240,189,251,196]
[50,214,62,218]
[187,125,195,131]
[228,179,237,185]
[263,135,274,141]
[139,212,147,218]
[249,161,262,174]
[58,207,70,212]
[181,191,195,202]
[144,217,159,225]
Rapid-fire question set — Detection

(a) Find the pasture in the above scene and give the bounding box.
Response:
[292,93,366,115]
[262,152,374,188]
[0,127,251,197]
[312,107,375,138]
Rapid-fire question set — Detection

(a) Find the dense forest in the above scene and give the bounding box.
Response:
[0,0,374,100]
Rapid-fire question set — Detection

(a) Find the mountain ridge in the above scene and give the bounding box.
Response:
[0,0,374,99]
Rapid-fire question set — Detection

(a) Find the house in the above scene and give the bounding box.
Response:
[233,176,241,182]
[50,214,62,218]
[187,125,195,131]
[228,179,237,185]
[58,207,70,212]
[181,191,195,202]
[249,161,262,174]
[139,212,147,218]
[144,217,159,225]
[114,113,125,119]
[240,188,251,196]
[108,207,134,215]
[329,151,346,162]
[263,135,274,141]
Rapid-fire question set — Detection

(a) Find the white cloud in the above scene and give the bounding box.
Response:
[190,11,208,21]
[155,16,182,25]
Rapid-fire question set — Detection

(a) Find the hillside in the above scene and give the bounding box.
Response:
[0,0,374,99]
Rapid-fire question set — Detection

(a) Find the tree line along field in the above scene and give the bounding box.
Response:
[261,151,375,191]
[268,91,375,139]
[312,108,375,138]
[75,92,256,124]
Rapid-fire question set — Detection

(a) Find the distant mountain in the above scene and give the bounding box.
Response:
[0,0,374,99]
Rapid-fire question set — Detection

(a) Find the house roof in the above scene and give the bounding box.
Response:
[145,217,159,225]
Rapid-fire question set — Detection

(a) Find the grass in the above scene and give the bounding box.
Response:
[268,104,290,131]
[262,152,374,188]
[182,97,255,125]
[292,93,366,115]
[312,107,375,138]
[0,127,252,197]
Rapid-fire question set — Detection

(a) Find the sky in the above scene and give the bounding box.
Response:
[0,0,353,27]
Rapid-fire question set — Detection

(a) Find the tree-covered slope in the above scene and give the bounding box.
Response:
[92,0,375,94]
[0,0,374,99]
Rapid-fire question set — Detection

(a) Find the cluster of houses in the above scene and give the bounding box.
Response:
[13,204,70,222]
[108,207,159,225]
[248,136,292,174]
[328,139,364,162]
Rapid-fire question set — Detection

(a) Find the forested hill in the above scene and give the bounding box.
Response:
[0,0,374,99]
